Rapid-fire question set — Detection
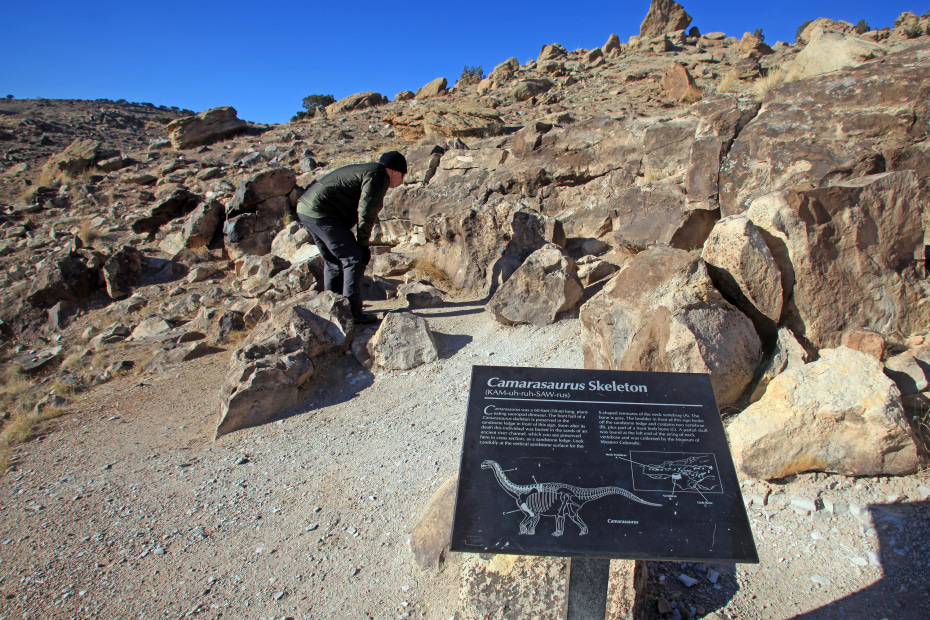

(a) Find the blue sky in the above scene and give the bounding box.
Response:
[1,1,925,124]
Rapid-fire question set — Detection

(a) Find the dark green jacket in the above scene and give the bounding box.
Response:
[296,162,389,247]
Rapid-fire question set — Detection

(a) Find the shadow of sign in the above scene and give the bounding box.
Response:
[639,499,930,619]
[790,499,930,620]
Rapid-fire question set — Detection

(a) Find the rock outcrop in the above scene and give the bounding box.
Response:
[215,291,353,438]
[640,0,692,38]
[166,106,246,150]
[728,347,920,479]
[367,311,438,371]
[486,243,583,326]
[223,168,297,260]
[580,246,761,407]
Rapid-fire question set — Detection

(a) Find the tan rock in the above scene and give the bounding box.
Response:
[487,243,583,327]
[728,346,919,479]
[386,104,503,143]
[415,77,447,99]
[41,138,101,180]
[602,33,622,54]
[409,474,457,570]
[840,328,886,360]
[640,0,692,39]
[701,215,783,328]
[785,28,887,81]
[580,246,761,407]
[748,326,809,403]
[166,107,246,150]
[660,62,697,101]
[368,311,438,371]
[538,43,567,62]
[325,91,386,116]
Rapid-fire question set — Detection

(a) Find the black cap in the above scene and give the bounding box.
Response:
[379,151,407,174]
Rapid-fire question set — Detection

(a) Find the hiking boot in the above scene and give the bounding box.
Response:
[353,312,380,325]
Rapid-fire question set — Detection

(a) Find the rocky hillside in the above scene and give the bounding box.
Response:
[1,2,930,618]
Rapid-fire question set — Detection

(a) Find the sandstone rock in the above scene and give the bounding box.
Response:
[720,45,928,215]
[409,474,458,570]
[415,77,447,99]
[487,243,583,327]
[701,215,783,332]
[368,311,438,371]
[13,346,63,373]
[611,182,716,252]
[603,33,622,55]
[424,203,565,293]
[737,32,773,57]
[387,104,503,143]
[512,79,554,102]
[41,138,100,180]
[580,246,761,407]
[102,245,144,299]
[885,354,930,396]
[131,188,201,236]
[661,62,696,101]
[224,168,296,259]
[210,310,246,346]
[840,328,886,361]
[130,318,173,341]
[728,346,919,479]
[143,341,210,373]
[166,106,246,150]
[27,249,102,306]
[325,92,386,116]
[748,326,809,403]
[796,18,857,45]
[488,58,520,85]
[786,28,887,81]
[640,0,691,38]
[395,90,415,102]
[576,259,620,286]
[370,252,414,277]
[398,281,444,308]
[538,43,567,62]
[747,172,928,348]
[215,291,354,438]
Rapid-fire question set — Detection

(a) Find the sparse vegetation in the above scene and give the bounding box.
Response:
[411,258,455,289]
[681,85,704,104]
[855,19,870,34]
[796,20,813,43]
[293,94,336,121]
[754,67,788,101]
[753,28,764,42]
[903,24,924,38]
[716,70,740,94]
[456,65,486,88]
[78,218,102,246]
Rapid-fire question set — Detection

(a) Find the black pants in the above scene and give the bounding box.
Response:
[298,214,368,316]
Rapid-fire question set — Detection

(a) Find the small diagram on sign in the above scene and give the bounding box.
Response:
[481,459,660,536]
[612,452,721,503]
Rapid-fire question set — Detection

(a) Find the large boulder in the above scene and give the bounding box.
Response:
[27,248,104,306]
[166,106,247,150]
[580,246,761,407]
[386,104,504,143]
[215,291,354,438]
[786,27,887,81]
[487,243,583,326]
[41,138,101,180]
[727,347,920,479]
[324,92,386,116]
[416,77,447,99]
[640,0,692,38]
[423,203,565,293]
[130,188,201,236]
[102,245,144,299]
[223,168,297,259]
[719,44,930,215]
[368,311,438,371]
[159,199,224,258]
[747,172,928,348]
[701,215,783,333]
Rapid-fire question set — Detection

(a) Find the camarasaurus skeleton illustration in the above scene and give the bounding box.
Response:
[481,460,661,536]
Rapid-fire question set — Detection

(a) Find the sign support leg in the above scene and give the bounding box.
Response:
[563,557,610,620]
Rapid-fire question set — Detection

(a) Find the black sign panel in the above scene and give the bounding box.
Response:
[450,366,758,563]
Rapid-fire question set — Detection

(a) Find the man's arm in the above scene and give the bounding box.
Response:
[355,168,389,247]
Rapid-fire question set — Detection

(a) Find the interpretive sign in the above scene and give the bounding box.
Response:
[450,365,758,563]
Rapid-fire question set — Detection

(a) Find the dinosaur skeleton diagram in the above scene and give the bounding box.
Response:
[481,459,660,536]
[613,452,722,503]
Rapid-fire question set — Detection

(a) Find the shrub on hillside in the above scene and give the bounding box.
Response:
[855,19,870,34]
[456,65,485,88]
[796,20,812,43]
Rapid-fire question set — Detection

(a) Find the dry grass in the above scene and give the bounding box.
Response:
[411,258,455,289]
[1,415,33,447]
[754,68,788,101]
[681,85,704,104]
[716,70,740,94]
[78,218,103,246]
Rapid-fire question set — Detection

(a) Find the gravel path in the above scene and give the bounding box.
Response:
[0,297,928,620]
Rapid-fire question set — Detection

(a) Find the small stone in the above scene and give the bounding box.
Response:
[153,547,165,555]
[678,573,698,587]
[305,523,318,531]
[868,551,881,566]
[917,485,930,500]
[349,567,360,577]
[274,590,284,600]
[850,557,868,566]
[235,457,249,465]
[790,496,819,513]
[706,569,720,583]
[811,574,830,586]
[657,597,672,613]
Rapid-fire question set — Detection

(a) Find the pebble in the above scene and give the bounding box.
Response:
[305,523,319,531]
[678,573,698,587]
[706,569,719,584]
[811,575,830,586]
[153,547,165,555]
[235,457,249,465]
[657,597,672,613]
[790,496,819,513]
